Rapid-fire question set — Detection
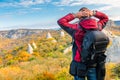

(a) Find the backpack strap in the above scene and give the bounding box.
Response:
[91,44,96,60]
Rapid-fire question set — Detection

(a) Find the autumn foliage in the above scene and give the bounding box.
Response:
[0,29,119,80]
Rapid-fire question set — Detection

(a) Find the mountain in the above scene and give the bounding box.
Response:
[106,20,116,27]
[114,20,120,26]
[106,20,120,27]
[0,29,60,39]
[0,29,62,51]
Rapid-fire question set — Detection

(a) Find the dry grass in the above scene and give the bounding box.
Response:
[0,54,73,80]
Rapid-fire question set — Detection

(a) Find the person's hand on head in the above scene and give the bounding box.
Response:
[74,7,94,18]
[74,12,83,19]
[88,10,94,17]
[79,7,94,18]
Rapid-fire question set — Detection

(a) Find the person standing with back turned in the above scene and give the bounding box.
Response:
[57,7,109,80]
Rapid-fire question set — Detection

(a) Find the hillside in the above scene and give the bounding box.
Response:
[0,27,120,80]
[0,29,60,39]
[0,29,60,51]
[0,29,74,80]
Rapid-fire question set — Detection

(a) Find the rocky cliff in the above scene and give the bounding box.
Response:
[102,30,120,63]
[0,29,58,39]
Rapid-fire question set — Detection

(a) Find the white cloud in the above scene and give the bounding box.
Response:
[19,0,35,7]
[53,0,75,6]
[109,15,120,21]
[54,0,120,11]
[31,8,42,11]
[0,0,51,7]
[55,0,120,6]
[53,1,120,21]
[15,8,42,15]
[19,0,44,7]
[0,7,42,17]
[0,2,18,7]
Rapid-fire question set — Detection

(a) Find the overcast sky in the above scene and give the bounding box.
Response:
[0,0,120,30]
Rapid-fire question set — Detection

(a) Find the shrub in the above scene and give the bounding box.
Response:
[6,59,16,65]
[55,68,73,80]
[0,57,3,65]
[112,64,120,78]
[106,63,116,80]
[32,72,56,80]
[17,51,31,62]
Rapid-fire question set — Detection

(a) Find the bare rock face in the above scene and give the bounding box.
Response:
[0,29,34,39]
[51,39,57,43]
[46,32,52,39]
[102,30,120,63]
[63,46,72,54]
[106,20,116,27]
[6,29,32,39]
[32,42,37,49]
[106,36,120,63]
[102,30,116,38]
[27,44,33,54]
[46,32,57,43]
[0,34,3,38]
[0,29,54,39]
[60,31,65,37]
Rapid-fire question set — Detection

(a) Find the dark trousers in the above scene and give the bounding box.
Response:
[74,68,97,80]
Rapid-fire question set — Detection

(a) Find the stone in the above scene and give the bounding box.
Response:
[27,43,33,54]
[46,32,52,39]
[60,31,65,37]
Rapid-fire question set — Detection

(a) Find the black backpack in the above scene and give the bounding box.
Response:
[80,27,109,66]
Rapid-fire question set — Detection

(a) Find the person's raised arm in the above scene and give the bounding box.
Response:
[92,11,109,30]
[57,12,83,36]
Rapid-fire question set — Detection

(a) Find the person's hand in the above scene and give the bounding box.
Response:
[73,10,94,18]
[88,10,94,16]
[74,12,83,18]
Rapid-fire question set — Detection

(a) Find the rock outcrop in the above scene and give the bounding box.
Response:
[63,46,72,54]
[102,30,120,63]
[0,29,56,39]
[27,44,33,54]
[106,36,120,63]
[46,32,52,39]
[46,32,57,43]
[60,31,65,37]
[32,42,37,49]
[106,20,116,27]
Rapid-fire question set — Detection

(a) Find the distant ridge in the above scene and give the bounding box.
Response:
[106,20,120,27]
[0,28,60,39]
[114,21,120,26]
